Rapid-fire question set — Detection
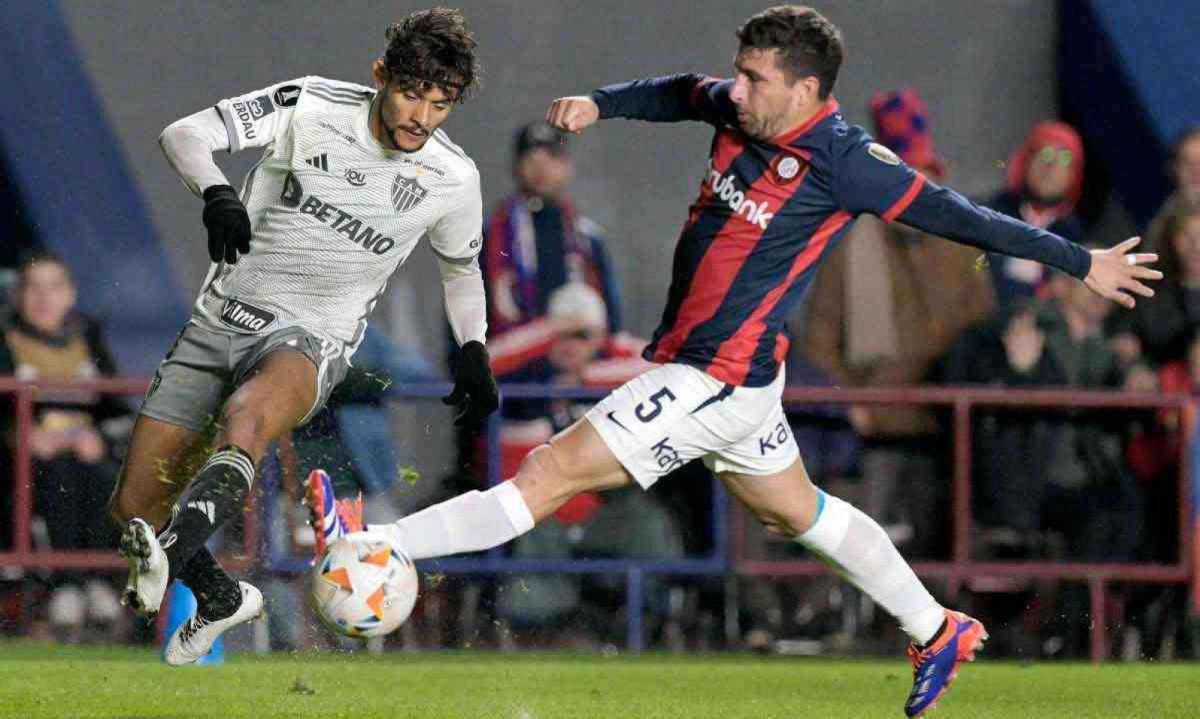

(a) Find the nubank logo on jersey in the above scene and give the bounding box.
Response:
[231,95,274,142]
[280,172,397,255]
[705,161,775,229]
[220,299,277,332]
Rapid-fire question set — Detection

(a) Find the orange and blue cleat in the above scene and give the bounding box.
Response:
[904,610,988,717]
[303,469,363,561]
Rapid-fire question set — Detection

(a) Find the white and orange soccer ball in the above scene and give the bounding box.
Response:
[309,531,418,638]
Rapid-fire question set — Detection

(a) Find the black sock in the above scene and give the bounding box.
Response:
[177,547,242,621]
[160,445,255,584]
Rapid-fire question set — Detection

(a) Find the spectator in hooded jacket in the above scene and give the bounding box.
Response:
[983,122,1086,310]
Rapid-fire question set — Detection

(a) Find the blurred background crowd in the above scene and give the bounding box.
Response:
[1,0,1197,662]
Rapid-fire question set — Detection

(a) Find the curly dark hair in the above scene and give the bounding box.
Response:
[736,5,843,99]
[383,8,479,103]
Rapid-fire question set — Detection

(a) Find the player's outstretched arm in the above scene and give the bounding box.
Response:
[1081,237,1161,309]
[548,74,735,133]
[891,181,1162,309]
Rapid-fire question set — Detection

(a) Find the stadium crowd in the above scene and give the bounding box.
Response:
[0,97,1196,662]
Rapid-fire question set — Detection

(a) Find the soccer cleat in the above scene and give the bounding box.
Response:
[164,581,264,666]
[303,469,363,560]
[118,518,169,616]
[904,610,988,717]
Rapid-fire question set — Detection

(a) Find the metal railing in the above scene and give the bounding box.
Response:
[0,378,1193,661]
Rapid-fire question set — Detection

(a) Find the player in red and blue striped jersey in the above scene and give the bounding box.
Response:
[326,6,1160,716]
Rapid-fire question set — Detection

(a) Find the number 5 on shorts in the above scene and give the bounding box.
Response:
[635,387,677,423]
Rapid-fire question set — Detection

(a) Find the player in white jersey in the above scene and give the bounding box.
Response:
[107,9,500,664]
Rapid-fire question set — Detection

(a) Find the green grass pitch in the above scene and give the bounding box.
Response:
[1,642,1198,718]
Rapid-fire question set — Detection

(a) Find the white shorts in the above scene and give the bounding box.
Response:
[585,363,800,488]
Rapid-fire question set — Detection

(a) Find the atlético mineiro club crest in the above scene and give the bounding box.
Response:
[391,174,428,213]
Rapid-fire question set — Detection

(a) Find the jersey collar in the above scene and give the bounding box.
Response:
[770,96,840,146]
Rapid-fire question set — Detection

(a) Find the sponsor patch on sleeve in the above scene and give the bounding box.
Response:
[867,142,901,166]
[273,84,301,108]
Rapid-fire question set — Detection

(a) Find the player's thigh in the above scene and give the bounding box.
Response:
[719,457,821,537]
[704,393,815,537]
[111,414,211,528]
[220,327,343,452]
[512,418,634,522]
[221,349,319,448]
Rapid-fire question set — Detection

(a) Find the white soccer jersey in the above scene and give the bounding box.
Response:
[192,76,483,359]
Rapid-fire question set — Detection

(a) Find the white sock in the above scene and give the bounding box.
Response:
[795,491,945,644]
[368,482,535,561]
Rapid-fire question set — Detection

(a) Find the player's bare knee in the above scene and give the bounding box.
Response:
[755,506,811,539]
[518,443,596,498]
[218,398,269,452]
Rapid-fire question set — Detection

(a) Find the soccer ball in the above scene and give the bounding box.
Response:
[310,531,418,638]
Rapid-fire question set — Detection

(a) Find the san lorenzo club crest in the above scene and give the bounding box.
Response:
[391,174,428,213]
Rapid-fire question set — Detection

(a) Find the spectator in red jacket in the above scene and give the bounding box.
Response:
[982,122,1086,310]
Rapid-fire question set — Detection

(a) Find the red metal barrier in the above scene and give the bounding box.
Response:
[0,377,257,573]
[734,385,1195,662]
[0,378,1193,662]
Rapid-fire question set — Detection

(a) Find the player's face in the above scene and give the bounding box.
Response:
[372,65,457,152]
[730,48,820,141]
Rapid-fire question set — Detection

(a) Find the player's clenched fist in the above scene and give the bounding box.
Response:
[546,96,599,134]
[202,184,252,265]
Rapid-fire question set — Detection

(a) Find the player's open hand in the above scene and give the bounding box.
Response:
[1083,237,1162,309]
[546,96,599,135]
[202,184,252,265]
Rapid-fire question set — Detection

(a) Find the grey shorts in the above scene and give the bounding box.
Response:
[139,322,349,433]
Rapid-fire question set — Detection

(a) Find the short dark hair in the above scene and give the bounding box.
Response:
[382,8,479,103]
[736,5,843,99]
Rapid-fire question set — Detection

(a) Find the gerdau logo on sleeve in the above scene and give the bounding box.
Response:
[231,94,274,142]
[280,172,397,255]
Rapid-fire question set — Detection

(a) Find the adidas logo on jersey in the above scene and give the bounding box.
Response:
[706,162,775,230]
[305,154,329,172]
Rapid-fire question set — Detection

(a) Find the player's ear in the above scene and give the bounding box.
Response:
[371,58,389,89]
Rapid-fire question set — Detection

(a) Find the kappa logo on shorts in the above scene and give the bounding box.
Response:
[651,437,685,472]
[758,421,790,456]
[219,299,277,332]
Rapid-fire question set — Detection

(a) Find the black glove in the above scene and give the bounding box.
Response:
[202,184,251,264]
[442,340,500,431]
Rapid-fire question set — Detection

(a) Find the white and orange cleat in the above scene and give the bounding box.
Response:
[303,469,363,561]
